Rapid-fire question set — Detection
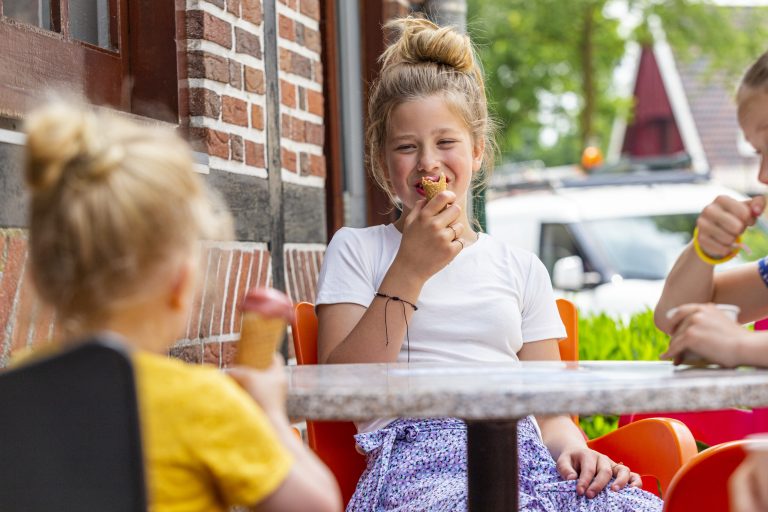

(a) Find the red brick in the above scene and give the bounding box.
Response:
[188,88,221,118]
[187,10,232,49]
[282,148,297,172]
[170,344,203,364]
[303,24,321,53]
[186,246,211,340]
[227,0,241,17]
[307,88,323,116]
[299,152,310,177]
[222,96,248,127]
[203,341,222,366]
[251,104,265,130]
[222,250,242,334]
[244,66,265,94]
[211,250,231,336]
[230,134,244,162]
[190,127,229,159]
[0,234,27,360]
[284,249,297,301]
[287,49,311,78]
[235,27,261,58]
[309,153,326,177]
[280,0,297,9]
[242,0,262,25]
[10,271,37,357]
[229,61,243,90]
[233,251,253,334]
[254,249,272,289]
[281,114,305,142]
[221,341,237,368]
[245,141,265,168]
[313,59,323,84]
[300,0,320,20]
[188,51,229,83]
[200,248,222,338]
[278,14,294,41]
[280,79,296,108]
[305,121,323,145]
[279,48,292,73]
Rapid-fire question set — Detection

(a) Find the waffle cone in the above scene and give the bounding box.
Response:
[236,313,287,369]
[422,173,447,201]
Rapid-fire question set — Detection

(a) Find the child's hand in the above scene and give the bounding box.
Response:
[556,447,641,498]
[396,190,464,281]
[730,450,768,512]
[228,353,287,417]
[662,303,748,367]
[696,195,765,259]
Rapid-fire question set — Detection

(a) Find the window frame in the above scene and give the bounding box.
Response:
[0,0,179,123]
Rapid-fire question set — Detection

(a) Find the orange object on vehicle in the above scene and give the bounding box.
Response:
[581,146,604,170]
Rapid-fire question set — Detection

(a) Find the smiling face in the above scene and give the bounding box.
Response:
[737,86,768,184]
[382,94,484,214]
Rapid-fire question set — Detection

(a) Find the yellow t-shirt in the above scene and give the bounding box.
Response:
[133,351,293,512]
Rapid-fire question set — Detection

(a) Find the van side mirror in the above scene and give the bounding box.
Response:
[552,256,585,291]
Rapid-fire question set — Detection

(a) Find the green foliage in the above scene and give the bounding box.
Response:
[466,0,768,166]
[740,226,768,263]
[577,308,670,439]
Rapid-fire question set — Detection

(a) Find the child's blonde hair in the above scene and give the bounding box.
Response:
[24,103,231,329]
[738,50,768,101]
[366,16,496,207]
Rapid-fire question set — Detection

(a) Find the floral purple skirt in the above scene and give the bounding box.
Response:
[347,417,663,512]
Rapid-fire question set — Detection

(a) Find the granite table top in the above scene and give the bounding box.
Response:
[286,360,768,421]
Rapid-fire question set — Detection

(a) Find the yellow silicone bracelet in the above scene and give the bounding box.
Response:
[692,226,739,265]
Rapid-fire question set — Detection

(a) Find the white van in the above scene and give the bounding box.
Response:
[486,177,747,318]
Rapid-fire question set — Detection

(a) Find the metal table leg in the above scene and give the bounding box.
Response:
[466,419,519,511]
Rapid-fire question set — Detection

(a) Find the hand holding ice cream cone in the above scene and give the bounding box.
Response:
[236,287,294,369]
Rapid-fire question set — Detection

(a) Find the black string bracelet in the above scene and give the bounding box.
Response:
[374,292,418,362]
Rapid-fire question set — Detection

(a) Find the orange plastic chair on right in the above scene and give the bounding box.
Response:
[293,300,697,502]
[662,440,750,511]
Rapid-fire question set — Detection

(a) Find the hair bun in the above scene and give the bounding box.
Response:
[382,16,476,75]
[24,103,121,193]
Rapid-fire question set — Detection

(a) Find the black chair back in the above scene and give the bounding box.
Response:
[0,335,146,512]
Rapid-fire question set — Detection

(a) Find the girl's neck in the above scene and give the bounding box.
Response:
[62,304,176,355]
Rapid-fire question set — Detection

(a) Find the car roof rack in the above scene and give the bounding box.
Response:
[489,152,710,193]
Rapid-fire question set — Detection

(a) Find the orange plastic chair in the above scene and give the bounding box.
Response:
[292,300,697,503]
[292,302,366,505]
[662,440,750,511]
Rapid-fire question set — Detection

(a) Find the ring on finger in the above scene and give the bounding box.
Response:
[455,238,464,250]
[448,224,458,241]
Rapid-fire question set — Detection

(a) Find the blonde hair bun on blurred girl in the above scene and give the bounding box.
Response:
[23,102,232,328]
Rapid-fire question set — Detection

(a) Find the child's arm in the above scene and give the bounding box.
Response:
[655,195,768,333]
[228,361,342,512]
[318,192,463,364]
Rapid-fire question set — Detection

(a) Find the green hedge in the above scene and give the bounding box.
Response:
[577,309,670,439]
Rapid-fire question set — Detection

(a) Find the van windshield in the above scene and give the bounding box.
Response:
[583,214,698,280]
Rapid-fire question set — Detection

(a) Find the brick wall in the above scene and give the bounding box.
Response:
[0,0,328,368]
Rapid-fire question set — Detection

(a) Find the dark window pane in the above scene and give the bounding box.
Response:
[4,0,52,30]
[69,0,113,49]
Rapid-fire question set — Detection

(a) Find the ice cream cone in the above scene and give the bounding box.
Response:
[423,173,447,201]
[236,287,294,369]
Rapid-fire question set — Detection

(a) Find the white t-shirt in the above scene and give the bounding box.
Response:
[316,224,566,432]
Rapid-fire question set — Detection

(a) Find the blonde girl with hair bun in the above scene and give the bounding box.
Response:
[647,49,768,512]
[22,102,341,512]
[316,16,662,511]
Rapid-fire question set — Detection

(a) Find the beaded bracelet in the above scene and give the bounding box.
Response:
[692,227,739,265]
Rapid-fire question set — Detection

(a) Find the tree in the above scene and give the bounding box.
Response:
[467,0,768,166]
